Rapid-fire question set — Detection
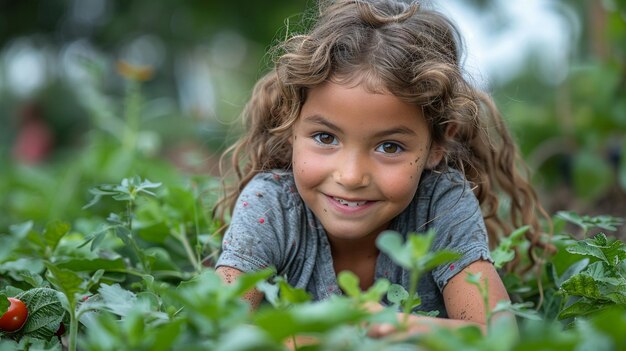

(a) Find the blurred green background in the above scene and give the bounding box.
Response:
[0,0,624,236]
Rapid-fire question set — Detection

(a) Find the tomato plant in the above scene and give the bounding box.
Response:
[0,298,28,332]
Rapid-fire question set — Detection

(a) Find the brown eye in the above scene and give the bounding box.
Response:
[377,142,402,154]
[314,133,337,145]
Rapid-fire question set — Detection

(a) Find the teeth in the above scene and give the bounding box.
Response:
[334,197,367,207]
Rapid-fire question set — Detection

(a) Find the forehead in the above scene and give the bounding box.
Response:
[302,80,416,114]
[298,81,429,135]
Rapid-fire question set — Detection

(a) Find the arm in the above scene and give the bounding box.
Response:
[217,265,319,350]
[216,265,264,309]
[368,260,513,337]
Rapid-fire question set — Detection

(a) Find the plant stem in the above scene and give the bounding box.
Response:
[68,306,78,351]
[126,200,133,229]
[402,269,420,329]
[126,199,149,273]
[291,335,298,350]
[482,278,491,326]
[123,80,141,152]
[174,223,202,273]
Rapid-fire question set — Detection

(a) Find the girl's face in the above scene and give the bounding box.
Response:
[291,81,442,243]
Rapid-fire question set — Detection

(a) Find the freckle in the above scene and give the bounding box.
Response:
[323,209,327,212]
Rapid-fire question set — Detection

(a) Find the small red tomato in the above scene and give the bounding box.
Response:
[0,297,28,332]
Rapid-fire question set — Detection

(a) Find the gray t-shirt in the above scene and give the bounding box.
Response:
[216,168,492,317]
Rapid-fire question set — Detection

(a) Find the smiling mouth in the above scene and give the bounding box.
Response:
[333,197,368,207]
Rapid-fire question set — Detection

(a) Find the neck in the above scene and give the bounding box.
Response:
[327,233,380,260]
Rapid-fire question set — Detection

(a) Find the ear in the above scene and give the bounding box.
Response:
[425,123,458,169]
[426,144,444,169]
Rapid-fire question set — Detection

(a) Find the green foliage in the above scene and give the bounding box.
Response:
[557,233,626,319]
[1,175,626,350]
[491,225,530,269]
[376,230,460,328]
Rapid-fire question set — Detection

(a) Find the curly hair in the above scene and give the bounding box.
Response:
[215,0,551,271]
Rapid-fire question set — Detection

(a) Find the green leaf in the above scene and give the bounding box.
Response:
[387,284,409,305]
[254,297,368,341]
[491,225,529,269]
[558,298,611,320]
[419,250,461,272]
[376,231,413,269]
[491,250,515,270]
[587,307,626,350]
[337,271,361,298]
[0,294,9,314]
[43,221,70,254]
[147,318,185,351]
[408,231,435,261]
[557,211,623,233]
[256,280,280,307]
[556,258,589,287]
[55,258,127,272]
[14,288,65,341]
[278,280,311,305]
[229,268,275,299]
[9,221,34,238]
[255,274,310,308]
[97,283,137,317]
[77,225,111,249]
[493,301,541,320]
[15,271,45,288]
[567,233,626,266]
[214,324,279,351]
[361,278,390,302]
[45,263,85,308]
[468,272,484,285]
[560,273,602,299]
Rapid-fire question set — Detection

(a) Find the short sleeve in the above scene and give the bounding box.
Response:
[427,172,492,290]
[216,172,299,273]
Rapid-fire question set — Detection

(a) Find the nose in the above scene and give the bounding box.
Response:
[333,152,370,189]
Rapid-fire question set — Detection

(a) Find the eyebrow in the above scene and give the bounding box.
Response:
[302,114,418,138]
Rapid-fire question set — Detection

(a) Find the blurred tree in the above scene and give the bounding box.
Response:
[496,0,626,236]
[0,0,308,162]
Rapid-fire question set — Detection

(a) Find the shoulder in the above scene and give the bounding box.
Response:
[417,168,478,210]
[418,168,470,198]
[219,170,307,272]
[417,168,485,244]
[232,170,305,227]
[239,170,301,208]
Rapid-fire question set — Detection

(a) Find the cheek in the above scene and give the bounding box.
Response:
[380,161,423,202]
[291,146,327,186]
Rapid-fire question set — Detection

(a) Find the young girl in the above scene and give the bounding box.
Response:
[215,0,547,335]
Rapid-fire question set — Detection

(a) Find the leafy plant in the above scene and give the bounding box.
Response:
[376,230,460,327]
[558,233,626,320]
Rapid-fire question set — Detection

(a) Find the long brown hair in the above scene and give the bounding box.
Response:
[215,0,551,270]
